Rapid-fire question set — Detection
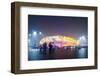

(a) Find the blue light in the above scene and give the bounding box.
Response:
[39,32,42,35]
[79,36,87,46]
[79,36,86,41]
[33,31,37,36]
[29,34,31,37]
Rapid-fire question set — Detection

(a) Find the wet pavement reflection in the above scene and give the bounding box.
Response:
[28,47,88,61]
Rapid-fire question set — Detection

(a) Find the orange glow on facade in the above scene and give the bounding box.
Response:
[40,35,79,47]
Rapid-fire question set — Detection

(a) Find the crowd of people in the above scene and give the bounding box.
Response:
[40,42,55,54]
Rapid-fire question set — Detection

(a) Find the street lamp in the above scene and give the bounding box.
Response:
[33,31,37,36]
[39,32,42,35]
[79,36,87,46]
[80,36,86,41]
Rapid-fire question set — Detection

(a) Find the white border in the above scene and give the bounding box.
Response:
[20,6,95,70]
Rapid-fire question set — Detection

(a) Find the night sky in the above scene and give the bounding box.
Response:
[28,15,88,39]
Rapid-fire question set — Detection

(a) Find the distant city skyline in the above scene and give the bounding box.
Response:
[28,15,88,39]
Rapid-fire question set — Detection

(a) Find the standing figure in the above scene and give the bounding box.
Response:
[42,42,47,54]
[40,45,43,53]
[49,42,53,54]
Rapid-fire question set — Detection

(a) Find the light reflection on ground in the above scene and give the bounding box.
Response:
[28,47,88,61]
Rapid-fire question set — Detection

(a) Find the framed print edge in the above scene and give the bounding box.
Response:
[11,2,20,74]
[11,2,98,74]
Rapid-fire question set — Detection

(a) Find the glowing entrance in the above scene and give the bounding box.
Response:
[40,35,79,47]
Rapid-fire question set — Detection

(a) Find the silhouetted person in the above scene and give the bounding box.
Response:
[40,45,43,53]
[49,42,53,54]
[42,42,47,54]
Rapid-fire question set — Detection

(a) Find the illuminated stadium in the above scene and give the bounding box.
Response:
[40,35,79,47]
